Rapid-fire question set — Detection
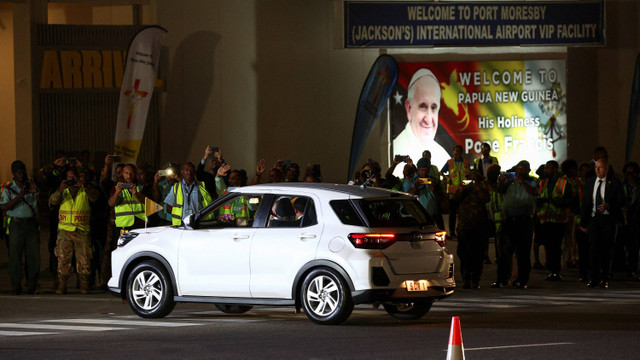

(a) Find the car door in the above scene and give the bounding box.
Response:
[249,194,323,298]
[177,194,263,297]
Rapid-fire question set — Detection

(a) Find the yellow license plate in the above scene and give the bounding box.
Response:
[405,280,428,292]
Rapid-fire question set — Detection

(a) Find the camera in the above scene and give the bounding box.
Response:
[122,183,133,189]
[211,146,219,153]
[66,178,78,186]
[360,169,372,179]
[111,155,122,162]
[394,155,409,163]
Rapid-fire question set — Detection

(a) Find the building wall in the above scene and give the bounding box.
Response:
[153,0,640,182]
[0,3,15,182]
[3,0,639,182]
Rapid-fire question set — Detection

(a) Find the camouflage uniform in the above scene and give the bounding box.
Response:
[50,185,98,293]
[55,228,92,276]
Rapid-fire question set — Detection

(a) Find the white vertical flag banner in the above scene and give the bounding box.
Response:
[115,26,167,163]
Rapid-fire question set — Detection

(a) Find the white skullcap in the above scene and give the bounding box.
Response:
[408,68,439,91]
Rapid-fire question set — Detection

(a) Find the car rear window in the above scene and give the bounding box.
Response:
[356,198,433,227]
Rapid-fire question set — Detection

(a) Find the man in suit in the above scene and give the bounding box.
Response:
[580,158,624,289]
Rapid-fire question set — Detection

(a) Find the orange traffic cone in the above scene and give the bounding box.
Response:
[446,316,465,360]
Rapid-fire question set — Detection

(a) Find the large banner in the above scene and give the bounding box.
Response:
[344,1,605,48]
[391,60,567,174]
[348,55,398,180]
[115,26,167,163]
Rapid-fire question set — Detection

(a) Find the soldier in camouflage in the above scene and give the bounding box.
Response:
[50,168,99,294]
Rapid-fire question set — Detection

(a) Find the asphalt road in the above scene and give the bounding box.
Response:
[1,286,640,359]
[1,233,640,359]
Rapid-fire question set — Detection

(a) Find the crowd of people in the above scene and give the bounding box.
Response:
[0,146,322,295]
[353,145,638,290]
[1,143,638,295]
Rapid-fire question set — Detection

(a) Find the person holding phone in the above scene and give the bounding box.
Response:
[409,157,444,230]
[491,160,538,289]
[1,161,39,295]
[50,168,99,294]
[108,164,145,230]
[455,169,490,289]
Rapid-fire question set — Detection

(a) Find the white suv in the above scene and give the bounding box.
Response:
[108,183,455,325]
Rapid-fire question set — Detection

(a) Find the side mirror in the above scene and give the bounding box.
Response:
[183,214,195,229]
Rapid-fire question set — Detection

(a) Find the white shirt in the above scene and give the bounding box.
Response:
[392,123,450,177]
[592,176,609,216]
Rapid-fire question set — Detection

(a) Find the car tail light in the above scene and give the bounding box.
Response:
[434,231,446,247]
[348,233,396,249]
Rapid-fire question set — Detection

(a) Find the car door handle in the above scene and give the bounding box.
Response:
[233,234,250,241]
[298,233,316,240]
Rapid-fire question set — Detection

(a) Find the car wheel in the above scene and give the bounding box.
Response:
[383,300,433,320]
[300,268,353,325]
[126,261,176,318]
[215,304,253,314]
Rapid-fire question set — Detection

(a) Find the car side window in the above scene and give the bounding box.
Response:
[199,194,262,228]
[330,200,364,226]
[267,195,317,228]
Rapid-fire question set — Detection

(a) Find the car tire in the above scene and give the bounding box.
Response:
[383,300,433,320]
[300,267,353,325]
[215,304,253,314]
[126,260,176,318]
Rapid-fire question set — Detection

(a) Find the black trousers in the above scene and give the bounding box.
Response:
[540,222,566,274]
[628,223,640,274]
[497,215,534,284]
[587,214,616,283]
[457,228,486,285]
[575,224,590,279]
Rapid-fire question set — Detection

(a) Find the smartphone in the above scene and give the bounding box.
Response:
[211,146,219,153]
[158,169,173,177]
[111,155,122,162]
[419,178,432,185]
[395,155,409,163]
[505,172,516,180]
[462,179,472,185]
[122,183,133,189]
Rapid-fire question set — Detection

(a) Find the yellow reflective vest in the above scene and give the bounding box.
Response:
[536,177,569,223]
[170,182,212,225]
[114,187,145,228]
[58,188,91,232]
[220,197,249,220]
[447,159,470,194]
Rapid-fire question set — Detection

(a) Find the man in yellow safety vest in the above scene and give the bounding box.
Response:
[440,145,470,238]
[164,162,212,226]
[535,160,573,282]
[108,164,146,230]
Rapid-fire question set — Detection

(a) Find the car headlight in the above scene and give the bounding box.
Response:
[117,232,139,247]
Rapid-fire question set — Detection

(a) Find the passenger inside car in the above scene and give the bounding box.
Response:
[268,197,297,227]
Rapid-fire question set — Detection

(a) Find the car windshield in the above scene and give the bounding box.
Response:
[356,198,433,227]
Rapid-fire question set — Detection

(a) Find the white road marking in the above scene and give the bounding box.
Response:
[0,323,127,332]
[0,330,58,336]
[463,342,575,351]
[41,319,202,327]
